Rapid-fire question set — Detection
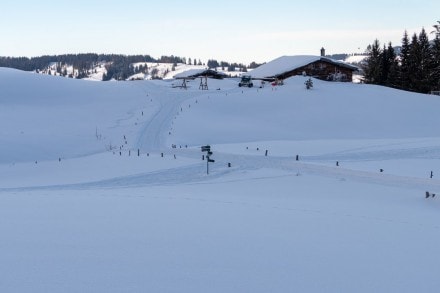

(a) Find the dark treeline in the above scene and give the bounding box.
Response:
[0,53,152,71]
[363,21,440,93]
[206,59,264,72]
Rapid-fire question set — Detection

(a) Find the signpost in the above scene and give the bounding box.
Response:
[201,145,215,174]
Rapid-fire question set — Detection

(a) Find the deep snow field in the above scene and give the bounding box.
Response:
[1,67,440,292]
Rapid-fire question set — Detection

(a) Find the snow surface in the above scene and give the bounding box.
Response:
[1,67,440,292]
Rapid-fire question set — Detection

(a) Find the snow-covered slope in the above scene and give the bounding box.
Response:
[171,77,440,145]
[1,68,440,293]
[0,68,161,163]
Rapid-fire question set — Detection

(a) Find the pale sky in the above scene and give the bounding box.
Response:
[1,0,439,64]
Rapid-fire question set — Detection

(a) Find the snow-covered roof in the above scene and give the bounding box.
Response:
[173,68,227,79]
[174,69,207,79]
[248,55,358,79]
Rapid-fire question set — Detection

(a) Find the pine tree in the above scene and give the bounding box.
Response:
[432,21,440,37]
[418,28,432,93]
[379,44,390,85]
[379,42,398,87]
[399,30,411,89]
[363,39,382,83]
[430,21,440,91]
[408,33,421,91]
[386,42,399,88]
[207,59,220,69]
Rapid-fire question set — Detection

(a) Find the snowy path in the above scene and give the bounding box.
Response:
[2,149,439,193]
[133,85,197,151]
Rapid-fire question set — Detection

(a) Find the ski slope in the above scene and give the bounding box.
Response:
[1,67,440,293]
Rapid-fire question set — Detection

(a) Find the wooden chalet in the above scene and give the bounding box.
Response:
[248,55,358,82]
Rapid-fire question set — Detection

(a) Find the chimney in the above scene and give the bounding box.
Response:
[320,47,325,57]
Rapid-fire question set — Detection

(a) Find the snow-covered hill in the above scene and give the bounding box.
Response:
[39,61,244,81]
[1,67,440,293]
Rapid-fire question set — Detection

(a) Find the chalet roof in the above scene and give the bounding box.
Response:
[173,68,227,79]
[248,55,358,79]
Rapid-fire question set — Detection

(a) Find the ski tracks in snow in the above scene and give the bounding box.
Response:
[2,149,439,194]
[134,86,195,151]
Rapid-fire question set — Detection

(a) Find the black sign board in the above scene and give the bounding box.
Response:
[201,145,215,174]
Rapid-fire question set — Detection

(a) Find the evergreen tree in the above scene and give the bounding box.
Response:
[207,59,220,69]
[430,21,440,91]
[249,61,263,69]
[363,39,382,83]
[379,42,398,87]
[418,28,432,92]
[56,62,62,75]
[432,21,440,37]
[379,44,390,85]
[385,42,398,88]
[399,30,411,89]
[407,33,421,91]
